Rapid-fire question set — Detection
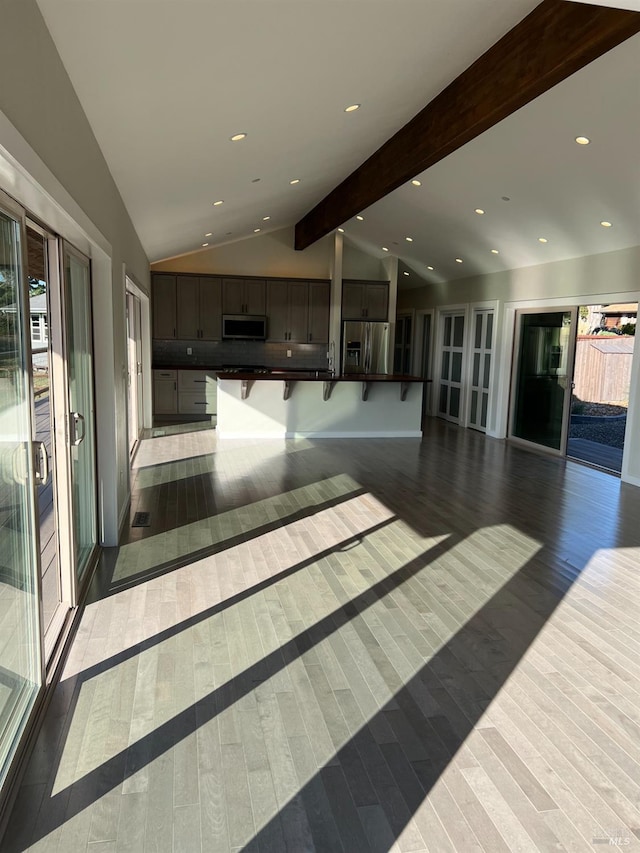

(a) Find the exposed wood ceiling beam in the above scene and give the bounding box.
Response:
[295,0,640,250]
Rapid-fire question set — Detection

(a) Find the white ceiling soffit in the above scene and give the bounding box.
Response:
[35,0,539,262]
[565,0,640,10]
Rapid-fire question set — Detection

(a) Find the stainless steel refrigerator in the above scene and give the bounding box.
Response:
[342,321,391,374]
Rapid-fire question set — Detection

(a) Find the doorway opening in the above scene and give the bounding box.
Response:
[568,303,637,473]
[509,308,577,454]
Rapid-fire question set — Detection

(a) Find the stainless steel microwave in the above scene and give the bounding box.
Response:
[222,314,268,340]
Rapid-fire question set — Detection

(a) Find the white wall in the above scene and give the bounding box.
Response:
[152,226,334,279]
[398,246,640,311]
[342,240,386,280]
[0,0,150,543]
[217,378,423,439]
[399,246,640,485]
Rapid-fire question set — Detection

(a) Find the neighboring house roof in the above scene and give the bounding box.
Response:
[1,293,47,314]
[602,303,638,315]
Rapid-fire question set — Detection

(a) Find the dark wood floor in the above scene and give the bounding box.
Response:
[5,419,640,852]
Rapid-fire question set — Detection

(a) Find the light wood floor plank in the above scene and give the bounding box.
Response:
[5,419,640,851]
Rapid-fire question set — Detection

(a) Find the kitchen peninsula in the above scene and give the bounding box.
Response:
[216,371,425,439]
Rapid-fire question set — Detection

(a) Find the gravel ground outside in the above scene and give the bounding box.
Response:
[569,402,628,450]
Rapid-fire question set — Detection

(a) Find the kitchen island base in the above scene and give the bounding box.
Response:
[216,375,423,439]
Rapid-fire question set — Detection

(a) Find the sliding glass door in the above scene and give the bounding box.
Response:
[510,308,577,453]
[63,244,97,582]
[0,196,43,784]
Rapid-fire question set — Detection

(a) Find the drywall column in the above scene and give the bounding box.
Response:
[382,254,399,369]
[622,332,640,486]
[329,231,343,375]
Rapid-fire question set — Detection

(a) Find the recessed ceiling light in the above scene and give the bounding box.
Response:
[491,249,499,254]
[538,237,548,243]
[262,216,270,221]
[344,104,361,112]
[575,136,590,145]
[455,258,463,263]
[202,243,209,247]
[251,178,261,183]
[254,228,261,233]
[405,236,413,242]
[213,200,224,206]
[411,179,422,187]
[289,178,300,185]
[338,227,345,233]
[600,220,612,228]
[382,247,389,252]
[475,208,485,215]
[427,265,434,271]
[205,232,212,237]
[356,215,364,221]
[403,271,410,276]
[230,132,247,142]
[501,196,511,202]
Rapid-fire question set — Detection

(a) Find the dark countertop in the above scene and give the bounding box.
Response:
[216,372,426,382]
[153,365,428,382]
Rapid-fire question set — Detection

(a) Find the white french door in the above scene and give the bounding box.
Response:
[468,309,495,433]
[438,311,466,424]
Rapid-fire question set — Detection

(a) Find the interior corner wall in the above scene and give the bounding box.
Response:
[0,0,150,544]
[151,227,334,280]
[342,240,386,280]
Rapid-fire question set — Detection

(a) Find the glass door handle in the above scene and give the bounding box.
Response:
[35,441,49,486]
[11,444,29,485]
[71,412,86,446]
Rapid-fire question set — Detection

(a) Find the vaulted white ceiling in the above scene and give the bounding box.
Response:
[35,0,639,286]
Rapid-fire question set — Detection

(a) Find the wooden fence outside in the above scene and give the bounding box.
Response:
[573,335,635,404]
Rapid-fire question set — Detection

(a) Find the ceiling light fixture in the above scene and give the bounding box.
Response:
[262,216,270,221]
[213,200,224,206]
[427,265,434,271]
[344,104,360,112]
[230,132,247,142]
[254,228,261,233]
[475,208,485,215]
[289,178,300,185]
[455,258,463,263]
[356,215,364,221]
[501,196,511,202]
[338,227,345,233]
[575,136,590,145]
[403,271,410,276]
[411,179,422,187]
[205,232,212,237]
[405,236,413,242]
[202,243,209,247]
[538,237,548,243]
[600,220,612,227]
[382,247,389,252]
[251,178,261,183]
[491,249,499,254]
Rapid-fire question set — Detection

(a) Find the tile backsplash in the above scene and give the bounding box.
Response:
[153,339,329,369]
